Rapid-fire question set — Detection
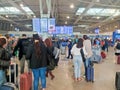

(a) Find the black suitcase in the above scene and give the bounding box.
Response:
[115,72,120,90]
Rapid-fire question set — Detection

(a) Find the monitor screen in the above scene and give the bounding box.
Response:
[32,18,40,32]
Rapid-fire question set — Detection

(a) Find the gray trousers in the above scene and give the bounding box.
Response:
[20,55,25,74]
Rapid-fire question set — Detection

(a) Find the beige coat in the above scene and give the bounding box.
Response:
[83,39,93,58]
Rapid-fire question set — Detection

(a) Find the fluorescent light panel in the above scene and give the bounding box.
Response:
[0,7,34,15]
[76,8,120,17]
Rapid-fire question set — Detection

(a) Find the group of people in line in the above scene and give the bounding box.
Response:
[0,33,112,90]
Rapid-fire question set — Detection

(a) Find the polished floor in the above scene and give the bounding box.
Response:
[45,47,120,90]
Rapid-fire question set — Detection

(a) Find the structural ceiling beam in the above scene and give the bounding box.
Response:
[74,0,95,24]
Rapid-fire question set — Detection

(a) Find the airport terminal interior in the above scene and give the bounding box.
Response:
[0,0,120,90]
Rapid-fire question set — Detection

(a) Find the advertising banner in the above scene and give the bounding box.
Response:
[48,18,55,34]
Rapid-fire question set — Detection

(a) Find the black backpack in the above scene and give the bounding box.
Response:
[116,43,120,50]
[21,39,29,55]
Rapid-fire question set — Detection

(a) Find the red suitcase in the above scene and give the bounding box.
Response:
[117,55,120,64]
[101,52,106,59]
[20,72,32,90]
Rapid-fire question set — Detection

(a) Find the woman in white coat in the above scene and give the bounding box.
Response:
[71,38,87,82]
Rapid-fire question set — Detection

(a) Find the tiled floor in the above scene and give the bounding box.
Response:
[45,47,120,90]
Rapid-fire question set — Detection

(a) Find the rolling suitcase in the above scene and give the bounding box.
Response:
[101,51,106,59]
[115,72,120,90]
[86,61,94,82]
[117,55,120,64]
[9,63,18,84]
[20,72,32,90]
[0,62,18,90]
[0,84,14,90]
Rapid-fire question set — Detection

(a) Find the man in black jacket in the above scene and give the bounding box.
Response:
[13,34,29,74]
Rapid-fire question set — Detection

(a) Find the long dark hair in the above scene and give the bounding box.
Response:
[76,38,83,48]
[44,38,53,47]
[33,38,42,58]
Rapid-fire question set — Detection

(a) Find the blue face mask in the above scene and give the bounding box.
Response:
[76,38,78,43]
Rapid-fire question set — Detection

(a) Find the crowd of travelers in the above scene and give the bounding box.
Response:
[0,33,115,90]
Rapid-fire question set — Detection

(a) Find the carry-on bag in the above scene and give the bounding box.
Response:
[9,63,18,83]
[117,55,120,64]
[0,62,18,90]
[20,72,32,90]
[0,84,14,90]
[91,54,102,63]
[86,66,94,82]
[101,51,106,59]
[86,61,94,82]
[115,72,120,90]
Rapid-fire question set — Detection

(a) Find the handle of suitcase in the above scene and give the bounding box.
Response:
[9,63,17,84]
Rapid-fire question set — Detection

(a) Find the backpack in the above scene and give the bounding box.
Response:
[21,39,29,55]
[116,43,120,50]
[0,47,11,67]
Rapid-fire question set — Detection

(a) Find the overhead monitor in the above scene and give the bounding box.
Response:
[32,18,40,32]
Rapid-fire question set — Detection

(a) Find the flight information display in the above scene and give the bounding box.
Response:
[40,18,48,32]
[32,18,40,32]
[54,26,73,34]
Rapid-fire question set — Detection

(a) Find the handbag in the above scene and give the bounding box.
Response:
[0,59,10,67]
[47,57,56,71]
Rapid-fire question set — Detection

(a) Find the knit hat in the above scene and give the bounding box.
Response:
[33,34,39,40]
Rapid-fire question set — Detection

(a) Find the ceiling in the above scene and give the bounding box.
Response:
[0,0,120,33]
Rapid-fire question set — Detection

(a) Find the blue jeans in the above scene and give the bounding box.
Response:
[73,55,82,78]
[0,70,6,86]
[32,67,47,90]
[85,57,92,68]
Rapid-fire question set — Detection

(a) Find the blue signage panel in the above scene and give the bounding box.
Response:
[94,28,99,34]
[40,18,48,32]
[32,18,40,32]
[68,26,73,34]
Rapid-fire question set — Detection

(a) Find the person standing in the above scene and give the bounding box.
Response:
[83,35,93,78]
[26,34,48,90]
[71,38,86,82]
[67,39,73,59]
[13,34,29,74]
[44,38,55,80]
[0,36,11,85]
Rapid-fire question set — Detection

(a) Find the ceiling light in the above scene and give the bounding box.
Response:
[70,4,74,9]
[67,16,70,19]
[96,16,100,19]
[10,24,13,27]
[20,3,24,7]
[115,26,118,28]
[33,15,36,18]
[99,26,101,27]
[5,15,8,18]
[65,21,67,24]
[112,18,114,20]
[96,0,100,2]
